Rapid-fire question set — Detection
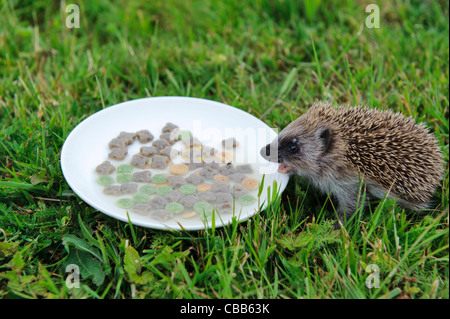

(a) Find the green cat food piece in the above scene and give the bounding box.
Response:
[117,164,133,174]
[165,202,184,214]
[193,201,213,214]
[179,184,197,195]
[156,185,173,195]
[177,130,192,140]
[239,194,257,206]
[97,175,114,186]
[151,174,167,184]
[132,193,150,203]
[140,184,156,195]
[116,198,133,209]
[117,173,133,183]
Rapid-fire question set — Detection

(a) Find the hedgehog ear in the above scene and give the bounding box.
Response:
[319,128,332,152]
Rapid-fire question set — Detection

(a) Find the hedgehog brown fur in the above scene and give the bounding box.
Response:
[261,101,444,227]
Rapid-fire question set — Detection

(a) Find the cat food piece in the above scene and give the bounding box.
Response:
[165,191,184,202]
[148,195,168,209]
[217,163,237,176]
[185,173,205,185]
[116,198,134,209]
[136,129,154,143]
[216,202,233,212]
[193,201,213,215]
[133,170,152,183]
[236,164,253,174]
[108,148,128,160]
[159,146,178,158]
[167,175,186,188]
[116,174,133,183]
[151,174,168,184]
[181,211,197,219]
[151,155,169,169]
[117,164,133,174]
[97,175,115,186]
[228,173,246,183]
[239,194,257,206]
[152,139,170,151]
[140,184,156,195]
[213,175,230,184]
[197,183,213,192]
[117,132,136,144]
[156,185,173,195]
[222,137,239,149]
[96,161,116,175]
[108,138,128,149]
[150,209,174,222]
[170,164,189,175]
[130,154,150,169]
[179,184,197,195]
[242,178,259,190]
[116,198,134,208]
[165,202,185,214]
[131,203,152,215]
[198,166,218,180]
[103,185,122,196]
[210,183,230,193]
[197,191,216,202]
[231,184,249,197]
[162,122,179,133]
[132,193,150,203]
[140,146,158,157]
[120,183,138,194]
[159,132,177,145]
[179,195,198,208]
[215,192,233,204]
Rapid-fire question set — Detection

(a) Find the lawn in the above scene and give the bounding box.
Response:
[0,0,448,299]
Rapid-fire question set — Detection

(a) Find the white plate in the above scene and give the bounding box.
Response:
[61,97,289,231]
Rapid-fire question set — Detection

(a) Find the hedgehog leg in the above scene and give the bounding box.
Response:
[332,183,365,229]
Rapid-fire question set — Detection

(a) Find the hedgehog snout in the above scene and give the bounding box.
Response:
[260,142,283,163]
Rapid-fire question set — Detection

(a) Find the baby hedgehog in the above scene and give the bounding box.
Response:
[261,101,444,226]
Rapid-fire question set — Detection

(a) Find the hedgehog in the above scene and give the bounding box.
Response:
[260,101,444,227]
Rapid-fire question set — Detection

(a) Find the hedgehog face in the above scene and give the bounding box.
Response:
[260,121,333,176]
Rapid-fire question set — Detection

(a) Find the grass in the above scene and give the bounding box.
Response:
[0,0,448,299]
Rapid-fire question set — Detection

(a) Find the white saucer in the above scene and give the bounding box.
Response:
[60,97,289,231]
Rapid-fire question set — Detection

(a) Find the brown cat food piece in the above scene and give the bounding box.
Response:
[117,132,136,144]
[130,154,150,169]
[131,203,152,215]
[152,139,170,151]
[120,183,138,194]
[149,195,168,209]
[167,175,186,188]
[108,138,128,149]
[151,209,174,222]
[103,185,122,196]
[96,161,116,175]
[185,173,205,185]
[151,155,169,169]
[136,130,154,143]
[161,122,179,133]
[108,148,128,160]
[179,195,199,208]
[132,170,152,183]
[140,146,158,157]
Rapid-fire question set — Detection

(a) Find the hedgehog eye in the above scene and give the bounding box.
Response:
[288,138,299,153]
